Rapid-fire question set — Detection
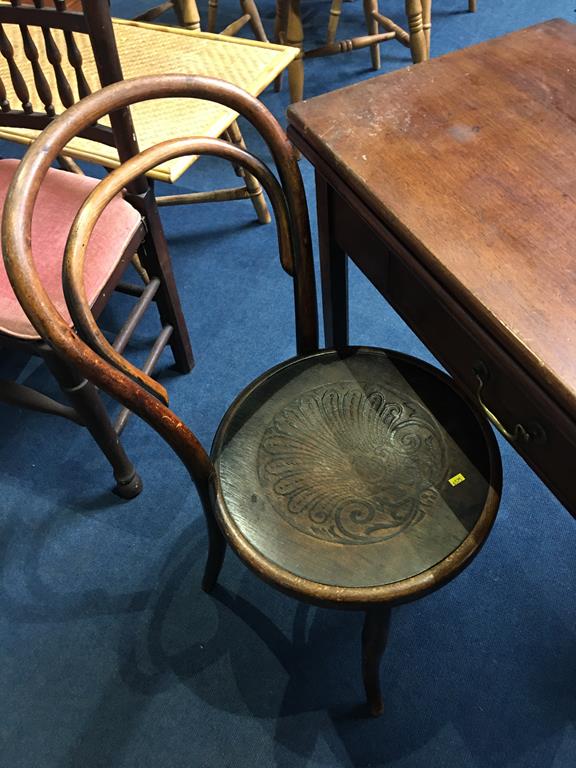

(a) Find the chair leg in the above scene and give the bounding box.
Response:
[201,510,227,592]
[422,0,431,56]
[176,0,201,29]
[327,0,342,44]
[285,0,304,102]
[468,0,477,11]
[406,0,428,63]
[226,121,271,224]
[361,605,391,717]
[207,0,218,31]
[136,194,194,373]
[240,0,269,42]
[273,0,287,91]
[46,354,143,499]
[363,0,381,70]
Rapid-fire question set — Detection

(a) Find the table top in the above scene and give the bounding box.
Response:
[288,19,576,421]
[0,18,297,182]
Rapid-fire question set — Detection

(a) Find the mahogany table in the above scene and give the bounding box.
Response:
[287,19,576,516]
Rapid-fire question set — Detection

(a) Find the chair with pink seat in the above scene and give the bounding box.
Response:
[0,1,192,498]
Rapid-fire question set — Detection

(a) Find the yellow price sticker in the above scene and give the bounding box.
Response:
[449,473,466,487]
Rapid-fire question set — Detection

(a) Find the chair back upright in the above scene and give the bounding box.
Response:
[0,1,146,187]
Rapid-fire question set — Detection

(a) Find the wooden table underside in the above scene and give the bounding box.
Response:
[287,20,576,515]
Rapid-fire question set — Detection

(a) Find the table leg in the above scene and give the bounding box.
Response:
[316,173,349,348]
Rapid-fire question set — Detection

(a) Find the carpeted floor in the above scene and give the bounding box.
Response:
[1,1,575,766]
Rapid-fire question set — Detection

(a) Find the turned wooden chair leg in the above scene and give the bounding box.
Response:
[241,0,269,42]
[286,0,304,102]
[361,606,392,717]
[422,0,431,57]
[274,0,287,91]
[406,0,428,63]
[226,121,271,224]
[326,0,342,44]
[363,0,381,70]
[468,0,477,11]
[207,0,218,31]
[176,0,201,29]
[46,354,142,499]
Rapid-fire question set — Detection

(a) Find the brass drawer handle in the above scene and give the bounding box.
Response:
[473,361,546,444]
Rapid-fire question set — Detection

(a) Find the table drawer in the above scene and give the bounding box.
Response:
[386,251,576,514]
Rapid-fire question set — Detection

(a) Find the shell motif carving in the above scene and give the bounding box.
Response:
[257,382,448,544]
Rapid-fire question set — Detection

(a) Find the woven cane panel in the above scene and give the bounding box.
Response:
[0,18,296,181]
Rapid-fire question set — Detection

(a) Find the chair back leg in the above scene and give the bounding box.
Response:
[45,353,142,499]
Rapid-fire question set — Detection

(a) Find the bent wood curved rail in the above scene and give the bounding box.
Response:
[1,74,317,559]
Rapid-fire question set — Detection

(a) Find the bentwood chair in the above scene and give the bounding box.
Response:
[0,3,193,498]
[277,0,478,103]
[0,0,296,224]
[3,75,501,714]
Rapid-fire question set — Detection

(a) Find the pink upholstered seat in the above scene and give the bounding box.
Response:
[0,158,142,340]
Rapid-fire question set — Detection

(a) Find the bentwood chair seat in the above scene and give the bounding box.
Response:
[2,75,501,715]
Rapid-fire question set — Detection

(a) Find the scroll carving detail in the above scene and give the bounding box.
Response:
[258,382,448,544]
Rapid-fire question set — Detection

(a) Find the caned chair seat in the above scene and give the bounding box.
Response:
[212,347,499,602]
[0,159,141,340]
[0,19,296,183]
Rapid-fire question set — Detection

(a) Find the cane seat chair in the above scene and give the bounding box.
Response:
[3,75,501,715]
[0,3,193,498]
[0,0,296,224]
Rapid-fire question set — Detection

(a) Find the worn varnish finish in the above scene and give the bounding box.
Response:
[3,76,500,715]
[288,19,576,515]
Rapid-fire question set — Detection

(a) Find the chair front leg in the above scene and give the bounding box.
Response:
[422,0,431,57]
[406,0,428,63]
[46,353,142,499]
[327,0,343,44]
[363,0,381,69]
[362,606,392,717]
[241,0,269,42]
[176,0,201,29]
[285,0,304,102]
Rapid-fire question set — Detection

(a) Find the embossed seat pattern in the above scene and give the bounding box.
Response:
[213,348,495,590]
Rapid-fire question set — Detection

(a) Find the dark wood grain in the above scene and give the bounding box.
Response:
[288,19,576,419]
[288,19,576,515]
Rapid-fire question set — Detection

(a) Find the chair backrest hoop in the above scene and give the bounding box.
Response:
[1,74,319,493]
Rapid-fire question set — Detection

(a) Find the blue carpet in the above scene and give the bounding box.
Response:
[1,1,576,766]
